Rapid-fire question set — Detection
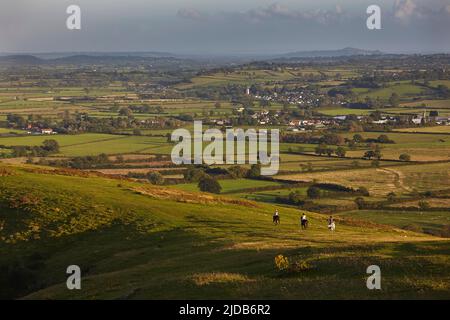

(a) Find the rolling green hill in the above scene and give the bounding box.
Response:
[0,164,449,299]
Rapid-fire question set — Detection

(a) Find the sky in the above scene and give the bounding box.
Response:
[1,0,450,55]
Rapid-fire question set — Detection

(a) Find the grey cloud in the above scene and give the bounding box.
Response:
[392,0,450,21]
[394,0,417,19]
[218,2,347,25]
[177,8,207,21]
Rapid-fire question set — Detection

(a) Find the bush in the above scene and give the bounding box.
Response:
[247,164,261,179]
[184,166,207,182]
[313,183,353,193]
[42,139,60,153]
[387,192,396,202]
[288,190,303,204]
[227,165,248,178]
[307,186,320,199]
[355,197,365,209]
[418,200,430,210]
[357,186,370,196]
[290,260,313,272]
[440,225,450,238]
[399,153,411,161]
[147,172,164,185]
[198,175,222,194]
[274,255,289,271]
[335,146,346,157]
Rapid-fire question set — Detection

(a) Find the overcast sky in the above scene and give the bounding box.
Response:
[1,0,449,54]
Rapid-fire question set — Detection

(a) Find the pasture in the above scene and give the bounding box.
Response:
[171,178,283,193]
[0,133,169,157]
[1,165,449,299]
[337,210,450,236]
[275,162,450,197]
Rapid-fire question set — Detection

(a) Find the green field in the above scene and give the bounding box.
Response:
[276,162,450,197]
[341,131,450,161]
[171,178,282,193]
[338,210,450,236]
[359,83,427,101]
[0,134,169,156]
[394,126,450,133]
[0,128,26,134]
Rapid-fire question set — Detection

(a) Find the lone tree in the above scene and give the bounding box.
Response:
[399,153,411,161]
[374,145,382,160]
[387,192,396,202]
[353,134,364,143]
[307,186,321,199]
[357,186,370,196]
[315,144,328,156]
[247,164,261,179]
[365,146,382,160]
[354,197,366,209]
[42,139,60,153]
[147,172,164,185]
[119,107,133,117]
[335,147,346,158]
[363,150,376,160]
[198,175,222,194]
[418,200,430,210]
[389,93,400,107]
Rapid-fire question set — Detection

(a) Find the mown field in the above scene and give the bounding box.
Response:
[1,164,449,299]
[171,178,282,193]
[361,83,427,101]
[0,134,169,157]
[338,210,450,236]
[275,162,450,197]
[340,132,450,161]
[394,126,450,134]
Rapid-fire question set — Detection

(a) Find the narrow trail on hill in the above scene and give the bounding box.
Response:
[377,167,413,193]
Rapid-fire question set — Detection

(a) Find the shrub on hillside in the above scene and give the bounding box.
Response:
[357,186,370,196]
[227,165,249,178]
[198,175,222,194]
[418,200,431,210]
[307,186,321,199]
[246,164,261,179]
[355,197,366,209]
[147,172,164,185]
[399,153,411,161]
[184,166,207,182]
[274,255,289,271]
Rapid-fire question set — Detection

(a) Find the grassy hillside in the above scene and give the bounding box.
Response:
[0,164,449,299]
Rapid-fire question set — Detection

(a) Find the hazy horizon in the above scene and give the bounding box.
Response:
[1,0,450,54]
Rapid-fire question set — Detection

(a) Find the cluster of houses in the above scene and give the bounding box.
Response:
[253,90,324,106]
[369,113,450,125]
[288,119,335,130]
[25,126,56,135]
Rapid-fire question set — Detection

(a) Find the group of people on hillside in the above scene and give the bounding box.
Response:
[272,209,335,231]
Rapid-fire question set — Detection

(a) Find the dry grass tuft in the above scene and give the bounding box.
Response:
[191,272,253,286]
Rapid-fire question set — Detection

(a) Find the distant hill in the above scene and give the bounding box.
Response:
[0,54,205,70]
[51,54,175,64]
[280,47,383,58]
[0,55,43,65]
